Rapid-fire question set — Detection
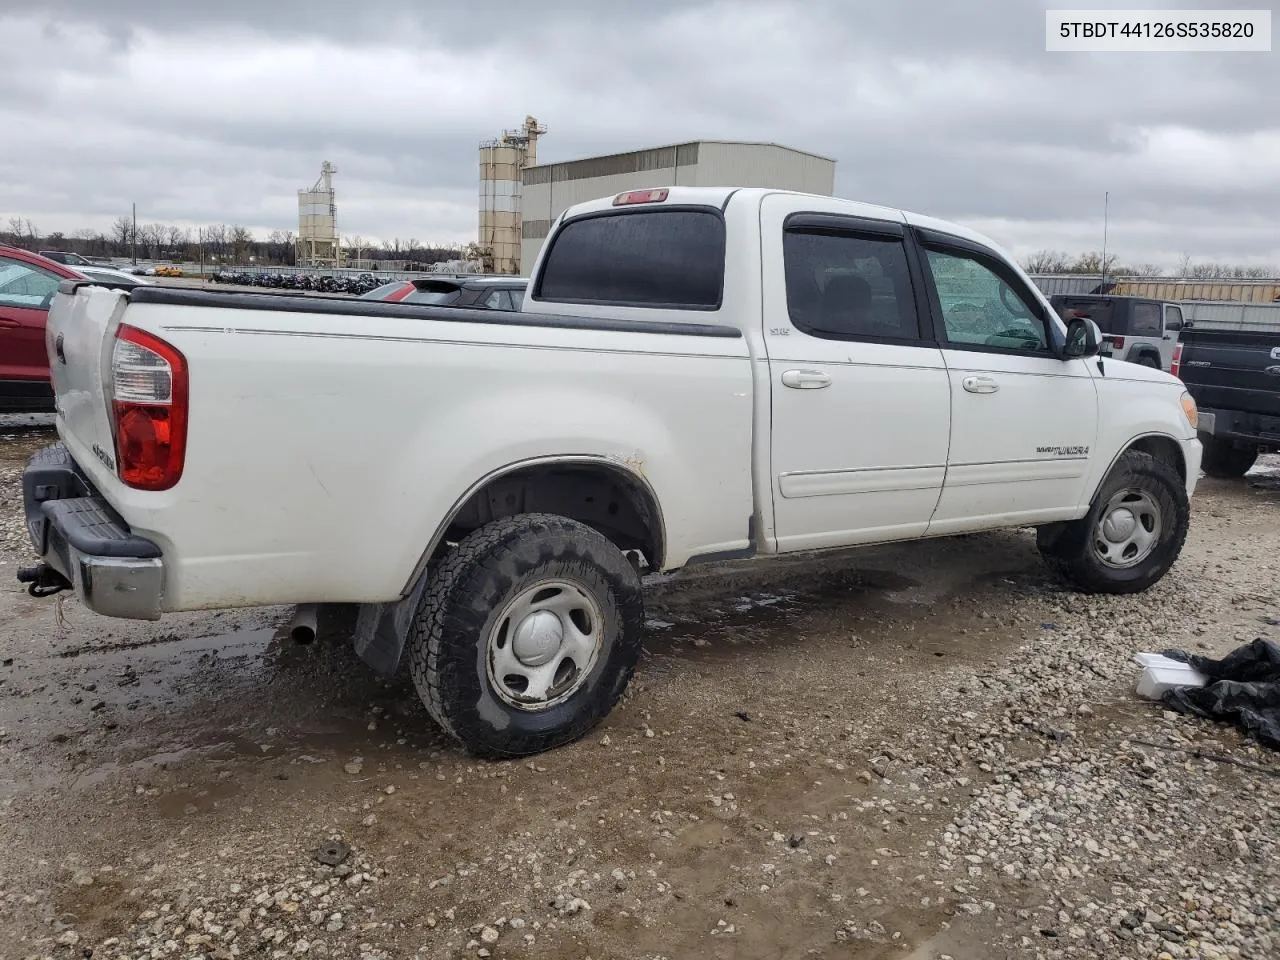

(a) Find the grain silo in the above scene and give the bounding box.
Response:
[478,117,545,275]
[297,161,340,268]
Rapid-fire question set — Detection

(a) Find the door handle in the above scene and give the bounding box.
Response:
[781,369,832,389]
[962,375,999,394]
[0,318,21,328]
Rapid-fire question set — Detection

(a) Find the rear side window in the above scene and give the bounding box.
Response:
[536,209,725,309]
[783,231,921,341]
[1131,302,1162,335]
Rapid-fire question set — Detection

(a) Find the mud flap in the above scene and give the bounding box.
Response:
[352,567,433,677]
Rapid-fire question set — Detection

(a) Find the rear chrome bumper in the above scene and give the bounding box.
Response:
[21,443,165,620]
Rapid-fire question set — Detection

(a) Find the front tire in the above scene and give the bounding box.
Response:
[409,514,644,759]
[1200,437,1257,478]
[1038,450,1189,594]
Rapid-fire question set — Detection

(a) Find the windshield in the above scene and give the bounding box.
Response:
[79,269,139,286]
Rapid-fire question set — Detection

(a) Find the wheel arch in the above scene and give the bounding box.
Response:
[1090,432,1187,503]
[405,455,667,595]
[1127,345,1163,368]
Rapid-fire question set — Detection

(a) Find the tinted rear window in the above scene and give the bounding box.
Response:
[536,209,725,309]
[1055,297,1116,332]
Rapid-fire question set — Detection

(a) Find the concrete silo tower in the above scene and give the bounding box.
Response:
[477,116,545,275]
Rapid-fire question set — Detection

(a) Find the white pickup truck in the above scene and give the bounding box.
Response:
[21,187,1202,758]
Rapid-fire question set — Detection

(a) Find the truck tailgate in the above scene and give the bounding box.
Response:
[46,284,129,486]
[1180,330,1280,418]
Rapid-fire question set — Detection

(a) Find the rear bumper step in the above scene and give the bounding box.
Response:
[21,443,165,620]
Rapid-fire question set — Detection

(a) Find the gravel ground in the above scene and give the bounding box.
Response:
[0,417,1277,960]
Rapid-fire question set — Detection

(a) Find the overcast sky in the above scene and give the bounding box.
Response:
[2,0,1276,269]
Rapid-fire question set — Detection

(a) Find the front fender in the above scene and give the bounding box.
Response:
[1082,377,1197,506]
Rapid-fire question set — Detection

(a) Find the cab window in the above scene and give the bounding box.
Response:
[924,246,1050,353]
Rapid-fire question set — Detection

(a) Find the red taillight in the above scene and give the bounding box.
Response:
[110,324,188,491]
[1171,343,1183,379]
[1109,335,1126,350]
[613,188,668,206]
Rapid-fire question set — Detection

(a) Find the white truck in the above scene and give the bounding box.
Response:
[21,187,1202,758]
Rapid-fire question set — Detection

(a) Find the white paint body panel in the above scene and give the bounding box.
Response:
[928,351,1098,534]
[47,187,1201,615]
[49,292,754,610]
[756,194,951,551]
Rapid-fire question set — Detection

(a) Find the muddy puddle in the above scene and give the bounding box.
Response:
[0,415,55,462]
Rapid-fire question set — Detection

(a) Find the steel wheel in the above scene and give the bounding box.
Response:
[486,579,604,711]
[1092,488,1162,569]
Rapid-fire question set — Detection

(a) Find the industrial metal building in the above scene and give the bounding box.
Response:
[517,140,836,274]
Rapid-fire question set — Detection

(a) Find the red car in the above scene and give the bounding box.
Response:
[0,246,83,413]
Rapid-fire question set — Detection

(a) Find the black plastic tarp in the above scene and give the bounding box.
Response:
[1161,639,1280,750]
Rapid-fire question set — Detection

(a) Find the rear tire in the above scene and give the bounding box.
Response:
[1135,354,1160,369]
[1200,437,1257,478]
[1038,450,1188,594]
[408,514,644,759]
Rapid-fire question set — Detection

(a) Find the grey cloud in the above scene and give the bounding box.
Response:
[5,0,1278,266]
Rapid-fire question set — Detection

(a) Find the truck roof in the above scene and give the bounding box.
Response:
[557,187,1021,275]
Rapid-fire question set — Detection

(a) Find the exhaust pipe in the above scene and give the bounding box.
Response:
[288,603,319,644]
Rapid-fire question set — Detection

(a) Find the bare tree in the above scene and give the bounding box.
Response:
[1069,251,1124,275]
[110,215,135,255]
[1021,250,1073,274]
[141,223,167,259]
[229,224,253,263]
[204,223,228,260]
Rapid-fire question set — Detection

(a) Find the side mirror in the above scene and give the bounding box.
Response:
[1183,319,1194,329]
[1063,317,1102,359]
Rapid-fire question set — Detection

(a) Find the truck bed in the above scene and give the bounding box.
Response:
[1179,327,1280,419]
[42,282,757,611]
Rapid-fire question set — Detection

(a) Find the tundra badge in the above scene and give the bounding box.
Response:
[92,443,115,471]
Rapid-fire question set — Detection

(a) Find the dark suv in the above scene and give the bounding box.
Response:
[360,275,528,311]
[1049,294,1185,371]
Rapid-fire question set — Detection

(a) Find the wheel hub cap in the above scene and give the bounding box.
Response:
[1101,507,1137,542]
[511,610,563,666]
[1091,488,1163,569]
[486,579,606,712]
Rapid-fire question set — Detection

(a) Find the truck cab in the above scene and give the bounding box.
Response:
[1049,294,1185,372]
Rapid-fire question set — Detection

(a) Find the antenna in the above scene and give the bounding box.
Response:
[1100,191,1110,289]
